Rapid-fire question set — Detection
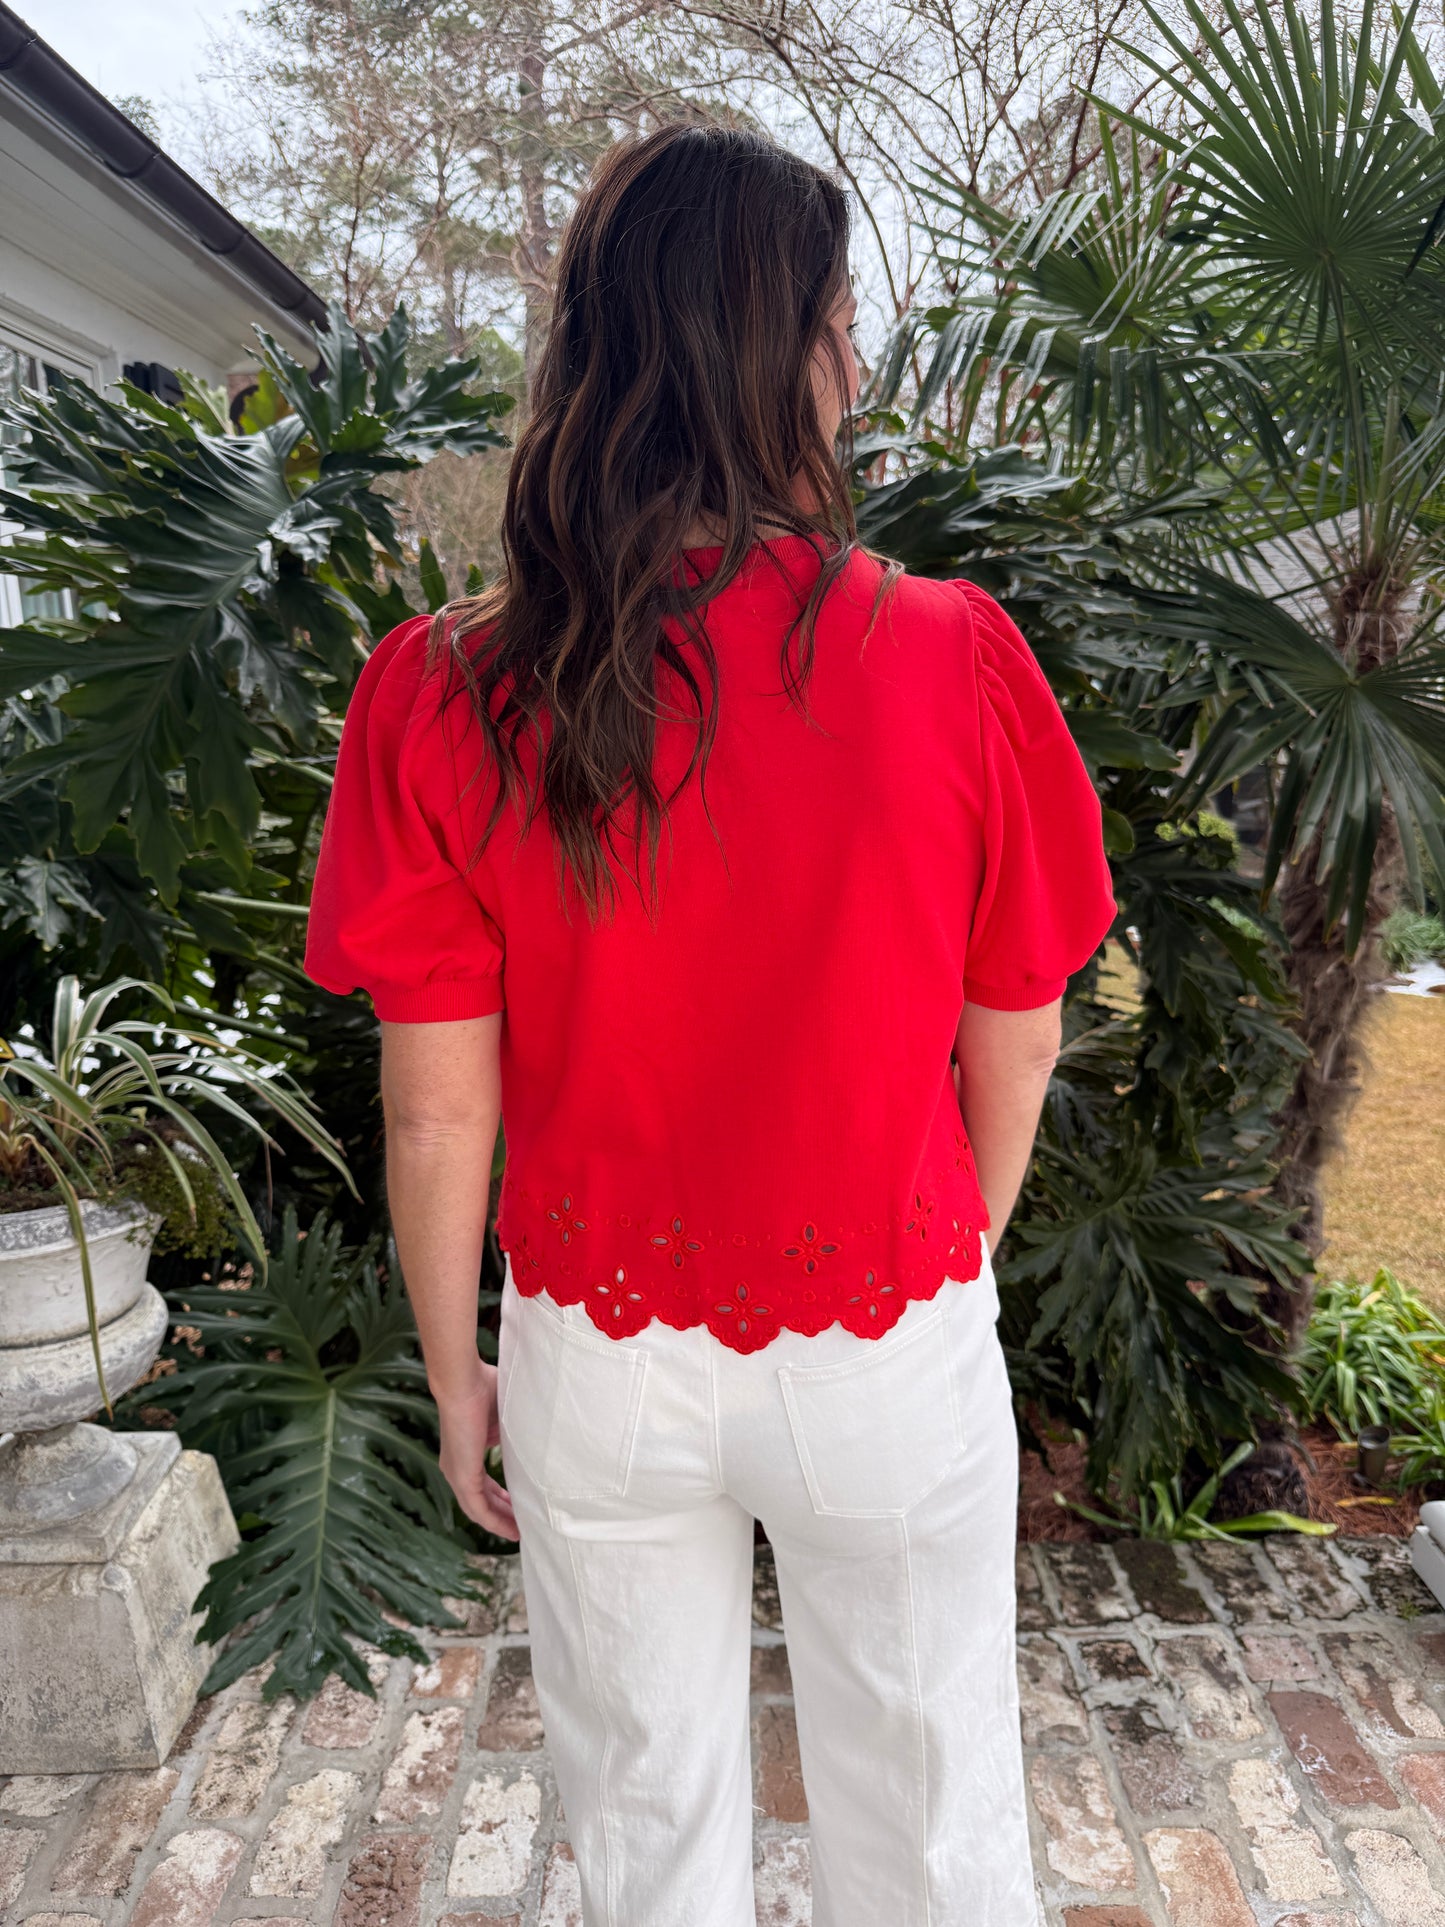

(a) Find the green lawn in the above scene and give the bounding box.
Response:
[1322,991,1445,1307]
[1089,946,1445,1306]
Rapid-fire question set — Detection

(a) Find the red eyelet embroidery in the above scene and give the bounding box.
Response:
[546,1194,588,1245]
[650,1216,704,1268]
[847,1268,900,1320]
[904,1195,934,1240]
[712,1281,775,1339]
[501,1172,988,1352]
[955,1221,983,1277]
[781,1223,840,1273]
[592,1265,645,1323]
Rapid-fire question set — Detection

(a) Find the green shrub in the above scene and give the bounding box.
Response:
[1394,1386,1445,1490]
[1379,908,1445,974]
[1,314,512,1700]
[855,450,1304,1499]
[0,306,513,1269]
[1059,1441,1332,1540]
[141,1207,481,1700]
[1298,1269,1445,1439]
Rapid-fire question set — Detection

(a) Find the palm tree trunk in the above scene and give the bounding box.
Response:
[1267,562,1408,1341]
[1271,823,1398,1227]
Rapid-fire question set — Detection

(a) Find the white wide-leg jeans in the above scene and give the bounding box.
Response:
[496,1241,1035,1927]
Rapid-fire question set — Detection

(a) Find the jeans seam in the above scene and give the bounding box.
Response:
[900,1510,933,1927]
[564,1530,618,1927]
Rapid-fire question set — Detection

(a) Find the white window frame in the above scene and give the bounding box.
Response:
[0,310,103,628]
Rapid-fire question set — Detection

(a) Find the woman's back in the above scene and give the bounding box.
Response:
[306,536,1112,1348]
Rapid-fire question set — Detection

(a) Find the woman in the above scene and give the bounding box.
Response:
[306,123,1114,1927]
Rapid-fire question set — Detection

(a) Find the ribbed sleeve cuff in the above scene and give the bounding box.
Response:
[369,979,505,1022]
[962,975,1067,1011]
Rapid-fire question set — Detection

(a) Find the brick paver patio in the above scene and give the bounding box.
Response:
[4,1534,1445,1924]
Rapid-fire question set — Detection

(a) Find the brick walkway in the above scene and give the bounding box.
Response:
[4,1535,1445,1924]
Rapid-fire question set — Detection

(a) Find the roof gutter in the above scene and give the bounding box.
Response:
[0,2,329,337]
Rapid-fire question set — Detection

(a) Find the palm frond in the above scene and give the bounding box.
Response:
[1134,566,1445,937]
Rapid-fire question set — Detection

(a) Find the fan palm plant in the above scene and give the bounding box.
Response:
[884,0,1445,1331]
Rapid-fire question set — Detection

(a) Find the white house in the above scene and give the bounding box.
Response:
[0,2,325,622]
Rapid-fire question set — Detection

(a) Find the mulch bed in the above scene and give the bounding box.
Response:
[1018,1415,1430,1543]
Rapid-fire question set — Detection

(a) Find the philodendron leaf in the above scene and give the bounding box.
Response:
[0,307,511,896]
[1068,712,1178,772]
[154,1208,479,1700]
[1101,807,1136,856]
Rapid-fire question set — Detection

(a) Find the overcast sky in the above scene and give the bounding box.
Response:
[22,0,246,134]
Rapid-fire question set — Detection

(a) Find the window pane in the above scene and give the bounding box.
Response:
[0,343,38,467]
[0,344,24,464]
[0,344,71,624]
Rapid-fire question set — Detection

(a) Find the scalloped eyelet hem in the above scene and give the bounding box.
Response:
[498,1187,988,1353]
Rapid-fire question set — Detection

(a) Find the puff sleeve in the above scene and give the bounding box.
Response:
[304,617,506,1021]
[960,584,1116,1010]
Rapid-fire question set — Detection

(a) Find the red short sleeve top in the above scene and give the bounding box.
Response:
[305,538,1116,1350]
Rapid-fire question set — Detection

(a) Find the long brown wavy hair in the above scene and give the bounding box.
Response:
[433,122,864,920]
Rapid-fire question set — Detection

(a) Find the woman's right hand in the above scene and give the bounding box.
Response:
[436,1364,520,1542]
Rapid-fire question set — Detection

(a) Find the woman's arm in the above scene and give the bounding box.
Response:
[380,1014,519,1541]
[953,999,1063,1243]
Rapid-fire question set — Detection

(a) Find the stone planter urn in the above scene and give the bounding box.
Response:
[0,1200,239,1773]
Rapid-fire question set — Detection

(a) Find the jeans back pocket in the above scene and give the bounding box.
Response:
[500,1292,648,1502]
[777,1298,965,1517]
